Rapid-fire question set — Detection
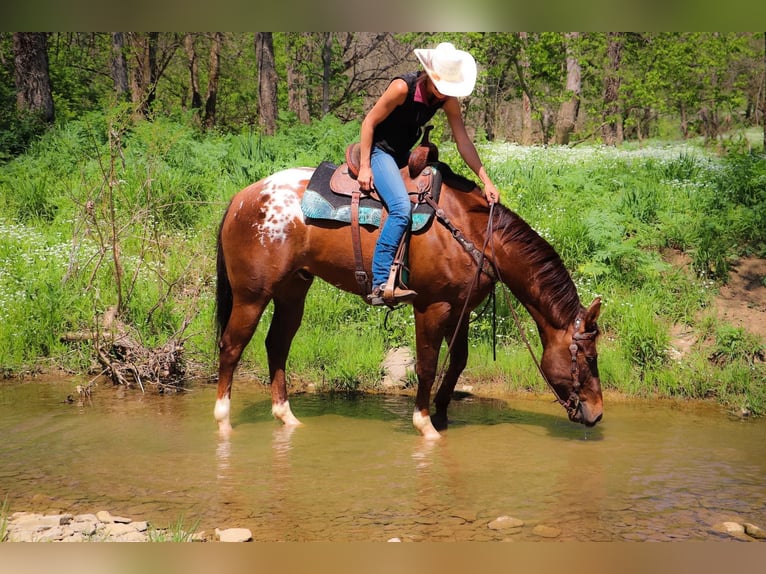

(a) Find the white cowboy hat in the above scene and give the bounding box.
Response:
[414,42,477,97]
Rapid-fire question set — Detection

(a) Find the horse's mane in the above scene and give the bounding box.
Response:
[434,163,580,326]
[489,203,581,326]
[435,162,477,192]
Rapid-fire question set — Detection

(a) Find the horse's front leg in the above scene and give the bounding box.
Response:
[431,319,469,431]
[412,305,450,440]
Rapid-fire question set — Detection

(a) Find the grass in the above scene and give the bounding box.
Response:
[146,514,201,542]
[0,495,9,542]
[0,112,764,414]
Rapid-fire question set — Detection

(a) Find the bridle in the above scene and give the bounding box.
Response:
[561,317,599,418]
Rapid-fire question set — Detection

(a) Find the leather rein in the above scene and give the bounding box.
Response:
[425,189,596,419]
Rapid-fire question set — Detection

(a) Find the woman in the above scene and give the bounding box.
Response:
[358,42,500,306]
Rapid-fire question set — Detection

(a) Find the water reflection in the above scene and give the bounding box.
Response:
[215,435,231,481]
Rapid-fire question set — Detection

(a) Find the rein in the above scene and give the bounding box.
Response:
[428,190,591,419]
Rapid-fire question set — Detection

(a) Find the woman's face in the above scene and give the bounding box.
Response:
[426,76,448,103]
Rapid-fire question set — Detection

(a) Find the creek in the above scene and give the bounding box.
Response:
[1,379,764,541]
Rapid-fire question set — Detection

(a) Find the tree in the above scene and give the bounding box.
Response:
[285,33,310,124]
[110,33,129,102]
[183,33,202,114]
[203,32,222,129]
[602,32,624,145]
[517,32,534,145]
[256,32,277,135]
[321,33,332,117]
[555,32,581,145]
[13,32,54,123]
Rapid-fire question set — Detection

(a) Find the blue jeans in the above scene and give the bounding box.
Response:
[370,146,411,288]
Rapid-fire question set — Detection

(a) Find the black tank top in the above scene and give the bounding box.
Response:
[373,71,444,167]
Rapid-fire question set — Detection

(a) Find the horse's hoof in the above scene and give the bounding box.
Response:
[431,414,449,431]
[422,428,442,440]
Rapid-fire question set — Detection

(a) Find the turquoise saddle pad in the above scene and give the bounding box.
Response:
[301,161,435,232]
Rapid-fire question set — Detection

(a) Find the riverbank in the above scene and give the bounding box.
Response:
[5,506,766,543]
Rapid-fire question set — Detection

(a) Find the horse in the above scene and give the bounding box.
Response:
[213,164,603,440]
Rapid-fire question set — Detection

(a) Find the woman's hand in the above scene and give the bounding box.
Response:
[484,180,500,204]
[357,165,373,191]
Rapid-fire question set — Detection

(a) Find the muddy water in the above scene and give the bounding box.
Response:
[1,379,765,542]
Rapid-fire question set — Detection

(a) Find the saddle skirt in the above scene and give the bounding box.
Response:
[301,161,440,232]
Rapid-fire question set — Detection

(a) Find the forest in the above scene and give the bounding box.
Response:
[3,32,766,155]
[1,32,765,416]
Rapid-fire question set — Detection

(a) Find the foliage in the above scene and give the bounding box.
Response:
[2,32,764,162]
[146,514,200,542]
[711,325,765,366]
[0,495,9,542]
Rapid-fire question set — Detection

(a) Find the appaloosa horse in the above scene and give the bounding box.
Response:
[214,164,603,439]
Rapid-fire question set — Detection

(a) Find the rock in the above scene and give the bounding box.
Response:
[215,528,253,542]
[70,519,98,536]
[111,515,133,524]
[37,526,67,542]
[744,523,766,540]
[380,347,415,389]
[714,521,745,535]
[114,531,147,542]
[387,537,402,542]
[40,514,73,527]
[131,521,148,532]
[96,510,114,523]
[532,524,561,538]
[450,510,478,523]
[488,516,525,530]
[101,523,138,538]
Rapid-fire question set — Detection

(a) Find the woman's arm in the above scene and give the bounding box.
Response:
[443,97,500,204]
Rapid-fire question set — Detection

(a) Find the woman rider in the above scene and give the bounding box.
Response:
[357,42,500,306]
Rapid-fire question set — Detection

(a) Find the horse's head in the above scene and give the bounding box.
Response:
[541,297,604,427]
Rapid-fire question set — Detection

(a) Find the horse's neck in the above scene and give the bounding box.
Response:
[491,232,575,344]
[442,189,576,340]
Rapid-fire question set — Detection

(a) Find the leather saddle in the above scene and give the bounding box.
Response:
[329,125,439,199]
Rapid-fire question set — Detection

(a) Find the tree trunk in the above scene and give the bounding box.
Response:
[555,32,581,145]
[322,33,332,117]
[518,32,533,145]
[13,32,55,123]
[183,33,202,113]
[203,32,222,129]
[602,32,623,146]
[286,33,310,124]
[255,32,278,135]
[128,32,159,118]
[110,32,129,101]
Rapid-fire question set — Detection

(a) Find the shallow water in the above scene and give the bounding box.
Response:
[1,379,765,541]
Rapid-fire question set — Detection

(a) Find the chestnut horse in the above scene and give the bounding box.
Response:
[214,165,603,439]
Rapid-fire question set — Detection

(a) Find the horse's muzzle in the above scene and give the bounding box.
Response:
[568,400,603,427]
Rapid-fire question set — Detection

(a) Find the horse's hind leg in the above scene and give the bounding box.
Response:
[267,278,313,426]
[216,297,270,435]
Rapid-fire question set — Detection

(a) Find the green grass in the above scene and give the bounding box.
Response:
[0,495,9,542]
[146,514,201,542]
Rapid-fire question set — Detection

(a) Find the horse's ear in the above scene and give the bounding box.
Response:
[584,297,602,326]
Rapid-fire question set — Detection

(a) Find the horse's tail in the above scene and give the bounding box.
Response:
[215,205,233,344]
